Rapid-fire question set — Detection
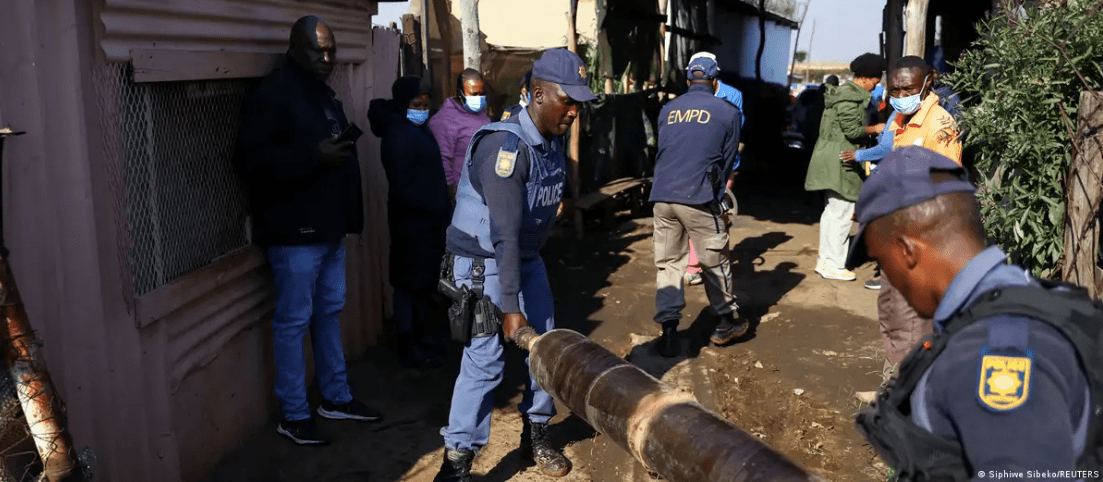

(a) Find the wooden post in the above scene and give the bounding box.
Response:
[787,2,810,87]
[460,0,481,71]
[567,0,584,241]
[755,0,766,84]
[885,0,904,66]
[1062,91,1103,298]
[421,0,432,79]
[904,0,930,58]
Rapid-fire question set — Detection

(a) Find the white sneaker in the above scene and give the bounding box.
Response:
[815,266,856,281]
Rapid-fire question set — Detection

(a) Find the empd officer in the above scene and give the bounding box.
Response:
[651,55,745,357]
[847,146,1101,481]
[434,48,597,482]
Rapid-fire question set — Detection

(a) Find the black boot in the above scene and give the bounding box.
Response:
[710,313,749,346]
[657,321,679,358]
[432,448,474,482]
[521,418,571,477]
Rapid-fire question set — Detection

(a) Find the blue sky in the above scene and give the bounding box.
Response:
[372,0,883,63]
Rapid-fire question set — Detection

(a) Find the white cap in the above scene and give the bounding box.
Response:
[689,52,720,70]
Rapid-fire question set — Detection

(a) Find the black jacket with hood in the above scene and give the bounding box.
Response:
[368,98,451,290]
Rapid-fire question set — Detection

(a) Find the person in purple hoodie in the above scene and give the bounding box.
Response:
[429,68,491,203]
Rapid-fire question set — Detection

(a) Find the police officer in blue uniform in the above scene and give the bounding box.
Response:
[687,52,744,172]
[501,70,532,121]
[847,146,1101,481]
[434,48,597,482]
[651,55,745,357]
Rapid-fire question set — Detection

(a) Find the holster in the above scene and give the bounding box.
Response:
[437,254,501,343]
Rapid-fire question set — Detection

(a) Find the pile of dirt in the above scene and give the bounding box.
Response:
[708,350,888,482]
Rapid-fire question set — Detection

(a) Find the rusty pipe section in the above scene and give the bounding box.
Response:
[513,327,823,482]
[0,256,78,482]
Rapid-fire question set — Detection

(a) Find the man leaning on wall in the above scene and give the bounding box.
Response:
[235,15,382,446]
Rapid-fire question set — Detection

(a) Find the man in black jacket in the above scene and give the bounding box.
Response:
[236,15,380,446]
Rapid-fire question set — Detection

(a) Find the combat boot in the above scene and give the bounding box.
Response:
[432,448,474,482]
[521,418,571,477]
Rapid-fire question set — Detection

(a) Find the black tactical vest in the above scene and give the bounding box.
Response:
[856,282,1103,481]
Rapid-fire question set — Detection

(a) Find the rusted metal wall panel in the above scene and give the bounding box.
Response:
[98,0,377,63]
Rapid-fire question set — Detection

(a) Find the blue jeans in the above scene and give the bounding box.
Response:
[441,256,556,452]
[267,240,353,421]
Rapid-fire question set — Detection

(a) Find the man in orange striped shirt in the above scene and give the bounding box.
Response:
[853,56,963,399]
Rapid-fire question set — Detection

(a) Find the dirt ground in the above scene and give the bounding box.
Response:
[200,181,892,482]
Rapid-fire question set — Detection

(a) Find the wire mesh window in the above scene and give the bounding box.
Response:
[93,62,356,299]
[93,63,252,297]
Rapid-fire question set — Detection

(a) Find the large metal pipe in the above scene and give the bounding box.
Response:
[0,257,79,481]
[514,328,824,482]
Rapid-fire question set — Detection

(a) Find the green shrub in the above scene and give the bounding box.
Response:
[947,0,1103,277]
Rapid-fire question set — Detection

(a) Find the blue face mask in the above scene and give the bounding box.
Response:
[889,74,929,115]
[464,95,487,113]
[407,108,429,126]
[890,93,923,115]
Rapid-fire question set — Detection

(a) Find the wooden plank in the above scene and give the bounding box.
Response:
[1061,91,1103,297]
[131,49,283,82]
[134,246,266,327]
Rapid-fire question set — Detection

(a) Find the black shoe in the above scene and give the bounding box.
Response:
[521,418,571,477]
[317,399,383,422]
[399,340,442,370]
[657,321,680,358]
[276,417,329,445]
[432,448,474,482]
[710,314,749,346]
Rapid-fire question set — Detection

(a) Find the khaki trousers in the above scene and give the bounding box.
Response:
[653,202,738,323]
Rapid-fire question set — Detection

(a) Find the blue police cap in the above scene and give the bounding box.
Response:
[532,48,597,102]
[845,146,976,269]
[687,56,719,80]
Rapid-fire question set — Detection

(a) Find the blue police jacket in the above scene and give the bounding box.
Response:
[911,246,1090,477]
[446,107,565,314]
[649,83,741,205]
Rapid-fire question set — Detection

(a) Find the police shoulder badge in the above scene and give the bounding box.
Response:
[495,148,518,178]
[977,353,1032,412]
[501,111,512,120]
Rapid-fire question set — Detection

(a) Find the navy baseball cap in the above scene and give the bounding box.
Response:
[532,48,598,102]
[687,56,719,80]
[845,146,976,269]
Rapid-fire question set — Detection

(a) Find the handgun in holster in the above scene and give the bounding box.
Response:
[437,254,501,343]
[439,254,473,343]
[706,165,724,215]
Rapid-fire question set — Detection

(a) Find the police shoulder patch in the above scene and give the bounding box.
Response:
[977,353,1032,412]
[501,111,512,120]
[495,149,518,178]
